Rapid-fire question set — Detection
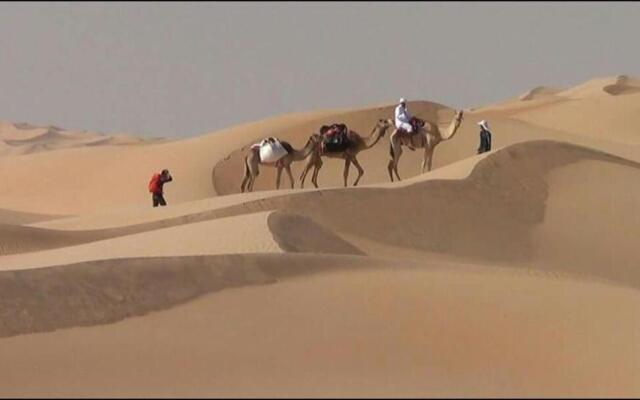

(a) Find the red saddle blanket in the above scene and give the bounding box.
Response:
[320,123,348,138]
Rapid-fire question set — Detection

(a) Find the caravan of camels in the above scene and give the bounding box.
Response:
[240,99,466,192]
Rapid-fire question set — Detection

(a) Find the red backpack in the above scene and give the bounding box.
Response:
[148,173,161,193]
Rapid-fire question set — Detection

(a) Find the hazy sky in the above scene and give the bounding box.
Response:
[0,2,638,138]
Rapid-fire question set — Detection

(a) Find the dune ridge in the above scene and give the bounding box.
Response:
[518,86,562,101]
[0,208,63,225]
[0,255,638,397]
[558,74,640,98]
[0,253,382,338]
[0,121,159,158]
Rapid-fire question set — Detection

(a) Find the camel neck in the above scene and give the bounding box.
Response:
[293,138,315,160]
[363,126,385,149]
[441,115,461,141]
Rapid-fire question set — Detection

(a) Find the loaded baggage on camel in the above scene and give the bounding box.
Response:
[320,123,350,152]
[251,137,289,163]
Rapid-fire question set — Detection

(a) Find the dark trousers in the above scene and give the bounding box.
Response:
[152,193,167,207]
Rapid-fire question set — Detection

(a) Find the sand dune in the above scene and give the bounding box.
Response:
[0,121,152,158]
[558,74,640,98]
[3,140,638,287]
[0,253,352,337]
[511,92,640,144]
[1,82,639,215]
[472,75,640,144]
[0,109,343,214]
[0,208,61,225]
[0,256,638,397]
[29,190,286,231]
[518,85,563,101]
[216,141,640,287]
[1,74,640,397]
[0,212,284,270]
[0,224,103,256]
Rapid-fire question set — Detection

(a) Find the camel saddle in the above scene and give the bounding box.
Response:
[320,123,350,153]
[398,117,425,136]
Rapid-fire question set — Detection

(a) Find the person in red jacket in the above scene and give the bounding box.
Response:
[149,169,173,207]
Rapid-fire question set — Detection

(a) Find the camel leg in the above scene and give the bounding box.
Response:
[299,161,310,188]
[299,154,316,189]
[390,128,399,144]
[393,163,401,182]
[311,158,322,188]
[251,158,260,192]
[393,147,402,181]
[426,148,434,171]
[285,164,295,189]
[240,176,248,193]
[241,154,256,193]
[423,137,435,172]
[421,148,429,173]
[276,166,283,189]
[243,151,261,192]
[351,156,364,186]
[240,158,249,193]
[343,158,352,187]
[388,136,400,182]
[248,167,256,192]
[390,141,403,181]
[247,174,255,192]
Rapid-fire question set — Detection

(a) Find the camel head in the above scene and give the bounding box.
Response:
[376,118,394,137]
[453,110,464,128]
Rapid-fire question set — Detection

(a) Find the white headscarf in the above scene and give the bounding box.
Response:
[477,120,490,131]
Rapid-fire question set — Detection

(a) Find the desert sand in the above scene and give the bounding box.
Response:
[0,75,639,397]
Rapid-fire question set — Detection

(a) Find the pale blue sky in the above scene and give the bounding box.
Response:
[0,2,638,137]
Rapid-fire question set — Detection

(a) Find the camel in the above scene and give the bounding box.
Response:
[240,134,322,193]
[300,118,393,188]
[387,110,464,181]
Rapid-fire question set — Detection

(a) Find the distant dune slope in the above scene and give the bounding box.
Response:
[518,86,563,101]
[0,121,159,158]
[558,75,640,98]
[511,92,640,144]
[2,75,640,215]
[471,75,640,144]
